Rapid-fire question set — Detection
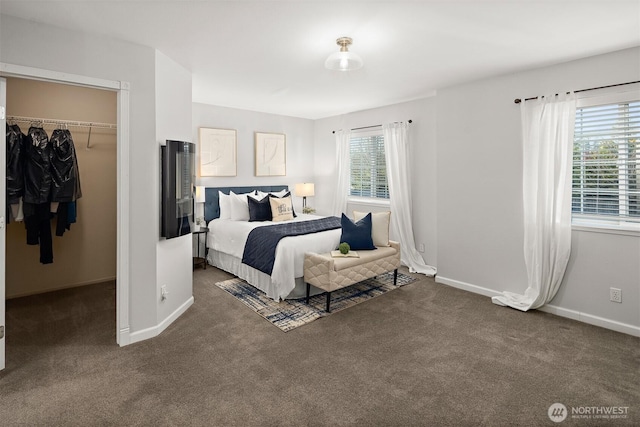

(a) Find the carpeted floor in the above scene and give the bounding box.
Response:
[0,266,638,426]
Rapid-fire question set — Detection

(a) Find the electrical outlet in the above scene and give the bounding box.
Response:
[161,285,169,301]
[418,243,425,253]
[609,287,622,303]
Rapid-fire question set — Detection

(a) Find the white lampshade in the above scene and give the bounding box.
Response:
[325,37,363,71]
[195,186,206,203]
[294,183,315,197]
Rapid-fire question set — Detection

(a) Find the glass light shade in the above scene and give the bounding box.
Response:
[324,51,363,71]
[294,183,315,197]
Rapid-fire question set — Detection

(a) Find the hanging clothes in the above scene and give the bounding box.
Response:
[7,123,84,263]
[23,126,52,204]
[23,202,54,264]
[50,128,82,202]
[23,126,54,264]
[6,123,25,222]
[50,128,82,236]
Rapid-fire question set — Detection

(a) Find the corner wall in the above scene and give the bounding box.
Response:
[155,50,194,329]
[313,97,438,267]
[436,47,640,334]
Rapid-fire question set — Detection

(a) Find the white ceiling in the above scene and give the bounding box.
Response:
[1,1,639,119]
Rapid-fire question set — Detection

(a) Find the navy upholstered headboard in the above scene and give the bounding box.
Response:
[204,185,289,223]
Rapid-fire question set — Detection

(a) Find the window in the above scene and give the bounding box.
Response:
[572,92,639,228]
[349,131,389,199]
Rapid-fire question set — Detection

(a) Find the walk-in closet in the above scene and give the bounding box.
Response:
[4,77,117,340]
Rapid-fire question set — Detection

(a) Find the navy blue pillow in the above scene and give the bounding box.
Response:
[340,213,376,250]
[248,195,272,221]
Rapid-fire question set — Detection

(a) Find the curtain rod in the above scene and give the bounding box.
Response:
[332,119,412,134]
[6,115,117,129]
[513,81,640,104]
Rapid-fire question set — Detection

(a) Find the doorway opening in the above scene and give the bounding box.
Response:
[1,62,131,355]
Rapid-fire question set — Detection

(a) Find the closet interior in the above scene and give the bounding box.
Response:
[5,77,117,299]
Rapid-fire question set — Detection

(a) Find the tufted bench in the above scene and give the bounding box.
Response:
[303,241,401,312]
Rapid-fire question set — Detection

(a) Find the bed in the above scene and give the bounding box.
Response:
[204,186,341,300]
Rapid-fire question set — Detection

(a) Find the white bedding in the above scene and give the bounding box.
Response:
[206,214,341,300]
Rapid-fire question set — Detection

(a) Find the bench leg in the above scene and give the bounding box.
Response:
[326,292,332,312]
[305,282,310,304]
[393,269,398,286]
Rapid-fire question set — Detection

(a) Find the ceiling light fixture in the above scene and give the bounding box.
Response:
[324,37,363,71]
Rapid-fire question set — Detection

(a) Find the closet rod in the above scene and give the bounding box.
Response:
[332,119,412,134]
[513,80,640,104]
[6,115,117,130]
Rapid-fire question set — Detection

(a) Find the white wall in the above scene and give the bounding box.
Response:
[155,50,194,327]
[3,13,636,338]
[0,15,192,341]
[436,47,640,334]
[192,103,315,213]
[313,97,438,266]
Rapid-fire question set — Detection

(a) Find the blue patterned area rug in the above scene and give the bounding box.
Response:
[215,271,416,332]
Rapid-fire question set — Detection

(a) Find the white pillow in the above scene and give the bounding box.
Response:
[229,191,250,221]
[218,191,231,219]
[270,195,294,222]
[248,190,267,201]
[270,189,289,198]
[353,210,391,247]
[253,190,269,200]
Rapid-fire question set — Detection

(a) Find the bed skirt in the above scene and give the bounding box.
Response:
[207,249,322,300]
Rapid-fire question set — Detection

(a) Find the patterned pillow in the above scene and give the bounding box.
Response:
[269,195,294,222]
[269,191,297,217]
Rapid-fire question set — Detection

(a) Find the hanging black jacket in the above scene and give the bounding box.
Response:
[6,123,25,205]
[23,126,52,204]
[50,129,82,202]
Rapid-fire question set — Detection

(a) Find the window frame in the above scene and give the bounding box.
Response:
[348,129,390,201]
[572,89,640,236]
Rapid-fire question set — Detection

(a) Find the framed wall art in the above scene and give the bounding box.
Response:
[198,127,237,177]
[255,131,286,176]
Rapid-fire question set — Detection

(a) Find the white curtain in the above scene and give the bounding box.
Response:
[331,130,351,216]
[492,93,576,311]
[383,122,437,276]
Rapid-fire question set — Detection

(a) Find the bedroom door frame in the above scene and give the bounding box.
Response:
[1,77,6,370]
[0,62,131,348]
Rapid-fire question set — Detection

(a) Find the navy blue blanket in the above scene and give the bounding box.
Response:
[241,216,341,275]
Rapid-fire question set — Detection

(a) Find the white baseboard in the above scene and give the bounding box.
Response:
[435,276,502,298]
[127,296,194,345]
[117,327,131,346]
[538,304,640,337]
[436,276,639,337]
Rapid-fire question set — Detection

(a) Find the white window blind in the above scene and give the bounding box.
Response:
[349,132,389,199]
[572,97,640,226]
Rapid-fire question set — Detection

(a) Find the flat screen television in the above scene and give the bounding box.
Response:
[161,140,196,239]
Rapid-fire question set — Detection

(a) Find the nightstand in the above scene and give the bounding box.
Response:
[193,227,209,270]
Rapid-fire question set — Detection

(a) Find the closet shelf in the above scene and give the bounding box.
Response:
[6,115,117,130]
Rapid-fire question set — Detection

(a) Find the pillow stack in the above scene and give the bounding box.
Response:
[219,189,296,222]
[339,211,391,250]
